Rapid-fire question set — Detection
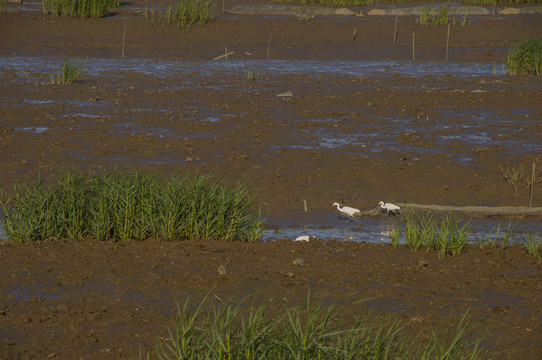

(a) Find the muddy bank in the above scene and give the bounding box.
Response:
[1,239,541,359]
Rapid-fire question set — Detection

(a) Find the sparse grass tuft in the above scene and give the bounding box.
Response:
[42,0,120,18]
[0,171,264,242]
[55,58,84,85]
[246,70,257,81]
[417,4,449,26]
[526,232,542,260]
[500,164,525,197]
[389,227,401,247]
[0,0,7,13]
[506,36,542,76]
[146,294,486,359]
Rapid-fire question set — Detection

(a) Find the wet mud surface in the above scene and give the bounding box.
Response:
[1,1,542,358]
[1,239,542,359]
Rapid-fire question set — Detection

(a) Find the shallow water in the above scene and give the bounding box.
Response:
[263,211,542,244]
[0,56,500,79]
[1,212,540,244]
[4,56,538,162]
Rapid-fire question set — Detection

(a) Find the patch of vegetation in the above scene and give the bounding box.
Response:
[145,0,214,29]
[506,36,542,76]
[526,232,542,260]
[500,160,542,201]
[417,3,449,26]
[54,58,85,85]
[246,70,258,81]
[403,211,470,257]
[42,0,121,18]
[0,172,264,242]
[276,0,373,5]
[0,0,7,13]
[145,294,486,359]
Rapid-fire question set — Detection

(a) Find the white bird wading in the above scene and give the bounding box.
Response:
[379,201,400,216]
[332,202,361,219]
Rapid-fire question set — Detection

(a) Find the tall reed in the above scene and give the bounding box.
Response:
[1,172,264,242]
[147,294,487,359]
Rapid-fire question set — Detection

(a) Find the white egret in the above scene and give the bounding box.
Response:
[379,201,400,216]
[332,202,360,218]
[295,235,310,242]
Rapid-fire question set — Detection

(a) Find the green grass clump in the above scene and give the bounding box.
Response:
[506,36,542,76]
[0,172,264,242]
[147,294,486,359]
[402,211,470,257]
[42,0,120,17]
[526,232,542,260]
[0,0,7,13]
[146,0,214,29]
[417,4,449,26]
[55,58,85,85]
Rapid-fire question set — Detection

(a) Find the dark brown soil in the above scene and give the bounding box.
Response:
[1,239,542,359]
[1,1,542,359]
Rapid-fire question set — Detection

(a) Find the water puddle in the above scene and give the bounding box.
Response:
[0,56,499,80]
[263,212,542,244]
[16,126,49,134]
[7,283,64,302]
[1,213,541,244]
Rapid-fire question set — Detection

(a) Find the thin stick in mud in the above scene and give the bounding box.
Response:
[122,18,126,58]
[267,32,272,60]
[446,22,450,61]
[530,162,536,208]
[393,17,398,45]
[412,32,415,61]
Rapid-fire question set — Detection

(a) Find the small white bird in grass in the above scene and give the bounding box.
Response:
[379,201,400,216]
[333,202,361,219]
[295,235,311,242]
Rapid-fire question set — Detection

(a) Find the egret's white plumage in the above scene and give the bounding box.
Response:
[295,235,311,242]
[379,201,400,215]
[333,202,360,218]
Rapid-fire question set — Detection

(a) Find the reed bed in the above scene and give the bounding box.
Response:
[506,36,542,76]
[42,0,121,18]
[146,0,214,29]
[147,294,485,359]
[0,172,263,242]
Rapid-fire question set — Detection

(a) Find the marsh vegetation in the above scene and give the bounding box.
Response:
[147,294,486,360]
[0,172,263,242]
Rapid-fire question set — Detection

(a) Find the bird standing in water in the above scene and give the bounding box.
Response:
[379,201,400,216]
[333,202,361,219]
